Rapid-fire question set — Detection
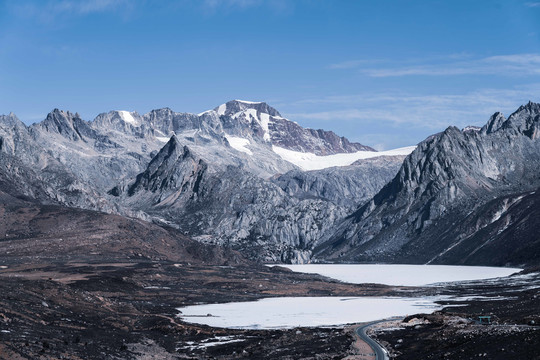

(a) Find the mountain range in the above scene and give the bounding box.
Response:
[1,99,539,266]
[0,100,408,263]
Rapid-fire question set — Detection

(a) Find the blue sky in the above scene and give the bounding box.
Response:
[1,0,540,149]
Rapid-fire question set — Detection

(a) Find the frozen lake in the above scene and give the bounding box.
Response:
[277,264,521,286]
[177,296,442,329]
[177,264,521,329]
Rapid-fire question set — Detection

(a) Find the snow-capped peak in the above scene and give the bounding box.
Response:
[213,100,282,118]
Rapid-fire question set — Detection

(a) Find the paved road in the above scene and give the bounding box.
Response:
[355,321,390,360]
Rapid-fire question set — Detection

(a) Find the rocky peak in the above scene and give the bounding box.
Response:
[481,112,506,134]
[144,108,175,125]
[504,101,540,139]
[515,100,540,114]
[127,135,207,196]
[0,113,29,154]
[37,109,86,141]
[0,113,25,128]
[93,110,142,131]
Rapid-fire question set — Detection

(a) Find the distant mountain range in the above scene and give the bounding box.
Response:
[1,99,539,266]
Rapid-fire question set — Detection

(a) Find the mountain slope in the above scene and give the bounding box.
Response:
[315,102,540,266]
[113,137,353,262]
[272,155,406,210]
[0,189,243,265]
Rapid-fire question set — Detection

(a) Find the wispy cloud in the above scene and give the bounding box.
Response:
[330,53,540,77]
[283,85,540,130]
[525,2,540,7]
[328,59,388,69]
[200,0,292,14]
[278,85,540,149]
[49,0,132,15]
[6,0,134,22]
[202,0,262,10]
[329,53,471,70]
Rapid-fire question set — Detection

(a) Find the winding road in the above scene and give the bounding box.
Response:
[355,321,390,360]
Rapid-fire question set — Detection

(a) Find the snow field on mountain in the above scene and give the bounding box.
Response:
[272,145,417,171]
[225,135,253,155]
[118,111,137,125]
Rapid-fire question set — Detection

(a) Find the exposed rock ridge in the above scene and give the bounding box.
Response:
[315,101,540,266]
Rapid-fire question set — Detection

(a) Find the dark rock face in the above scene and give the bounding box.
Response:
[126,136,208,198]
[268,117,375,155]
[316,102,540,267]
[425,189,540,266]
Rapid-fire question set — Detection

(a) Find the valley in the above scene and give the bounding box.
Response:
[0,256,538,359]
[1,100,540,359]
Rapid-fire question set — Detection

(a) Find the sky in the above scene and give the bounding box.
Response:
[1,0,540,149]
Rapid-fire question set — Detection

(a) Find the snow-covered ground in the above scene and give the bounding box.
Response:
[276,264,521,286]
[177,296,441,329]
[272,146,417,171]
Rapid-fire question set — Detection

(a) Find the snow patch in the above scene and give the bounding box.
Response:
[260,113,271,141]
[491,195,525,223]
[272,146,417,171]
[225,135,253,155]
[232,108,258,121]
[198,109,214,116]
[156,136,171,143]
[234,99,262,104]
[118,111,137,125]
[177,336,246,351]
[144,286,171,290]
[463,126,481,132]
[216,103,227,116]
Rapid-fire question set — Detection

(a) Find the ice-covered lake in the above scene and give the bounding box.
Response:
[277,264,521,286]
[177,296,442,329]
